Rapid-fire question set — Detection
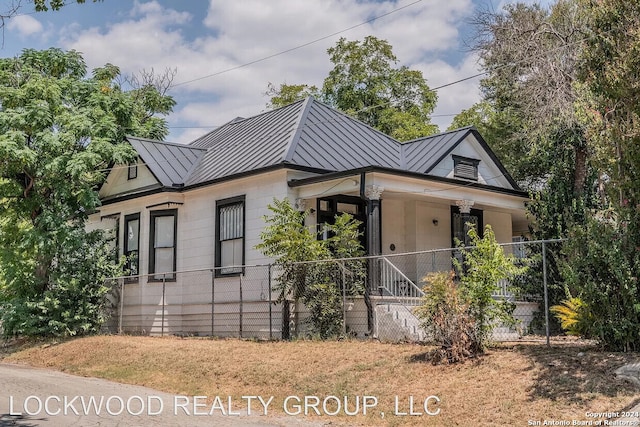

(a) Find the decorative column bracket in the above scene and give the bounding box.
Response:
[364,185,384,200]
[455,199,474,214]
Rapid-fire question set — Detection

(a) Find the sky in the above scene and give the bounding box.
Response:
[3,0,551,144]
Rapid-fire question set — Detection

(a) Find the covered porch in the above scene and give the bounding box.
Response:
[290,168,529,287]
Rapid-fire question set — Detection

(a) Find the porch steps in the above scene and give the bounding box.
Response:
[374,303,428,343]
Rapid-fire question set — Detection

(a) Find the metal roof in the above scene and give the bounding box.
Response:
[186,98,305,185]
[401,126,474,173]
[127,136,206,187]
[124,98,518,190]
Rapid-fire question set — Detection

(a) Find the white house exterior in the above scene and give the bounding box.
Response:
[90,97,530,339]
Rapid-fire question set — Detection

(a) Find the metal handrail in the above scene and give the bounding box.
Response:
[378,257,424,305]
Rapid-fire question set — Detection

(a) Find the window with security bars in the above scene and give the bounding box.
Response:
[216,196,245,275]
[453,155,480,181]
[149,210,177,280]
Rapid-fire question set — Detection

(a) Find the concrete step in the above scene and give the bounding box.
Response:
[374,303,428,342]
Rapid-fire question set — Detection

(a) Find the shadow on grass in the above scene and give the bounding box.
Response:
[0,337,61,359]
[512,343,640,405]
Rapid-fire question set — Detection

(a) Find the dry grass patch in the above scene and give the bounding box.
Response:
[2,336,639,426]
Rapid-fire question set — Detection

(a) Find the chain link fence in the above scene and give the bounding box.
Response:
[104,265,282,339]
[103,239,565,344]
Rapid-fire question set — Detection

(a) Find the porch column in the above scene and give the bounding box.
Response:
[364,184,383,336]
[365,185,384,256]
[456,199,475,246]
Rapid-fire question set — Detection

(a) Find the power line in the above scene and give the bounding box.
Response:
[171,0,423,88]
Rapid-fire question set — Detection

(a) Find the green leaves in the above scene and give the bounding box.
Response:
[0,48,172,337]
[256,198,365,339]
[266,36,438,141]
[455,225,527,348]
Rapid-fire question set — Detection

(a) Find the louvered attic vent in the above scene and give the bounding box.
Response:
[453,155,479,181]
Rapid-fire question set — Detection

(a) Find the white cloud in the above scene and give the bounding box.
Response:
[7,15,43,37]
[419,53,484,131]
[57,0,483,143]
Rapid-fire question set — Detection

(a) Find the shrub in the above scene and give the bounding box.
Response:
[415,271,480,364]
[550,297,593,337]
[456,225,527,348]
[561,212,640,351]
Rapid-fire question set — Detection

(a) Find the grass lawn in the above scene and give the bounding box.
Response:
[2,336,639,426]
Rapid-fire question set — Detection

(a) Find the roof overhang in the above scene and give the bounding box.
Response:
[288,166,529,199]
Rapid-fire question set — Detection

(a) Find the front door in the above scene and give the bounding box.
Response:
[451,206,483,272]
[451,206,483,247]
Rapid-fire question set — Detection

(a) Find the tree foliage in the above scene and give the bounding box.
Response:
[556,0,640,351]
[1,1,100,37]
[471,0,591,192]
[266,36,438,141]
[456,225,527,347]
[0,48,175,337]
[256,198,365,339]
[560,213,640,350]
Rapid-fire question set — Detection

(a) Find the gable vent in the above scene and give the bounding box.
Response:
[453,155,479,181]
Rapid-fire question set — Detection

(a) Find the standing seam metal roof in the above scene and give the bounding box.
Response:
[126,98,516,190]
[126,136,206,187]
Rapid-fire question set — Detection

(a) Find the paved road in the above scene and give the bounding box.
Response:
[0,363,324,427]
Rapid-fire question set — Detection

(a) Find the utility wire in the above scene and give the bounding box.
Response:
[171,0,423,88]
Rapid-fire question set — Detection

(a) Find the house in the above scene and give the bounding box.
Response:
[91,97,530,339]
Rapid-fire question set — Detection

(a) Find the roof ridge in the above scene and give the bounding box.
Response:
[127,135,207,151]
[188,99,308,149]
[401,125,475,144]
[283,97,315,163]
[310,97,402,147]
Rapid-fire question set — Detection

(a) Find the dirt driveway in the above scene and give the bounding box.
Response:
[0,363,324,427]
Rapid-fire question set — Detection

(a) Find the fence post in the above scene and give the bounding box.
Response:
[211,269,215,337]
[542,241,550,347]
[119,279,124,335]
[268,264,273,340]
[341,261,347,335]
[431,251,436,273]
[161,273,166,337]
[239,273,243,338]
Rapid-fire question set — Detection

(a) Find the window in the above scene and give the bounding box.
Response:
[127,162,138,180]
[316,195,367,250]
[453,155,480,181]
[149,210,177,280]
[124,213,140,281]
[216,196,245,275]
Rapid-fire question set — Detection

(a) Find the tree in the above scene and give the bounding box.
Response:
[264,82,320,111]
[0,48,175,337]
[557,0,640,351]
[468,2,604,333]
[472,0,591,192]
[256,198,365,339]
[1,1,100,37]
[266,36,438,141]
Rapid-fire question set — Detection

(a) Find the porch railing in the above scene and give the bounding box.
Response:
[378,257,424,306]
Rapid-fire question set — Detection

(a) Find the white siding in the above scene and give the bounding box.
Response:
[428,134,513,189]
[99,160,159,198]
